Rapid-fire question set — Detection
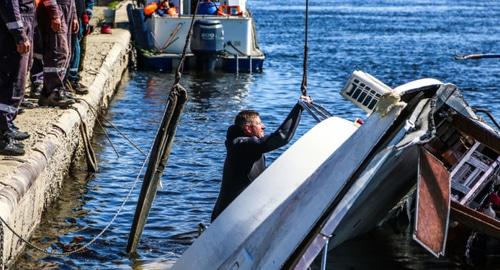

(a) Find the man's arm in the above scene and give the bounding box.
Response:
[236,102,304,155]
[0,0,28,45]
[260,102,303,152]
[42,0,62,32]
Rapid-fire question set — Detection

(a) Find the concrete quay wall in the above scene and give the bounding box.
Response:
[0,7,131,267]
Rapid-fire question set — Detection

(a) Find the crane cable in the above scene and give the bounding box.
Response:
[298,0,333,123]
[300,0,309,96]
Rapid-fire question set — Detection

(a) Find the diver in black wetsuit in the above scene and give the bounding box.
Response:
[211,96,312,222]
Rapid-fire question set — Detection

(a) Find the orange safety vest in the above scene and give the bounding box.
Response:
[167,7,177,16]
[144,2,158,16]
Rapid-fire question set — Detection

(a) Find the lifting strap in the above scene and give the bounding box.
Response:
[126,0,200,254]
[297,0,334,123]
[300,0,309,96]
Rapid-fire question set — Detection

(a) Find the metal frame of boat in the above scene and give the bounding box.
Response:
[169,72,500,269]
[127,0,265,72]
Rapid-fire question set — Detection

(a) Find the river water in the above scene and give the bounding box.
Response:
[15,0,500,269]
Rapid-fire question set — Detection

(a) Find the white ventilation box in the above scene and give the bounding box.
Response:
[341,70,392,113]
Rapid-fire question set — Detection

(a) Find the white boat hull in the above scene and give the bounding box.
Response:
[172,103,406,269]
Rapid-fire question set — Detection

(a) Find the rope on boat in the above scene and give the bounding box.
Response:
[126,0,198,254]
[161,22,182,51]
[226,41,247,56]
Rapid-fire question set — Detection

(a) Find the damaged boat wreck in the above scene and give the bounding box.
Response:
[171,71,500,269]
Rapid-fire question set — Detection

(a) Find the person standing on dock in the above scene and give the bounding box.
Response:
[37,0,78,108]
[211,96,312,222]
[64,0,94,95]
[0,0,35,156]
[29,21,45,99]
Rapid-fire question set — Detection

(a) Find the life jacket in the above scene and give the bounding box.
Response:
[167,7,177,16]
[217,4,228,16]
[144,2,158,16]
[217,5,242,16]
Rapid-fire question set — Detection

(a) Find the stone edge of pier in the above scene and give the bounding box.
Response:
[0,5,131,267]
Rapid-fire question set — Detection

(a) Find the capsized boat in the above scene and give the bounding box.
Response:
[170,71,499,269]
[127,0,265,72]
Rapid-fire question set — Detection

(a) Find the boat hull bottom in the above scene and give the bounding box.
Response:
[136,52,265,73]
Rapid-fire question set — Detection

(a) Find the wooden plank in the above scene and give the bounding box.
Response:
[450,200,500,238]
[451,113,500,154]
[413,148,451,257]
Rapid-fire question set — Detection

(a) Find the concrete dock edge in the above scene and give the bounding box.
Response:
[0,5,131,267]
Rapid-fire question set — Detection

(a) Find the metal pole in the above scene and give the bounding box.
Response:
[235,54,239,74]
[321,236,330,270]
[248,55,252,74]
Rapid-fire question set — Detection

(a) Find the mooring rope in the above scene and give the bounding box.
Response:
[0,95,160,256]
[71,107,99,172]
[0,149,151,256]
[73,100,120,158]
[76,98,147,157]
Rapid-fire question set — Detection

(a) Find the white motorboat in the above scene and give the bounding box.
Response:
[127,0,265,72]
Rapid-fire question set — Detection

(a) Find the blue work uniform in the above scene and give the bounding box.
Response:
[38,0,75,95]
[67,0,94,83]
[0,0,35,132]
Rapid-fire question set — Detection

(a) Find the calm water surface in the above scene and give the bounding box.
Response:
[16,0,500,269]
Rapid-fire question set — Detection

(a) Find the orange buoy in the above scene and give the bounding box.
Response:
[226,5,241,16]
[217,5,228,16]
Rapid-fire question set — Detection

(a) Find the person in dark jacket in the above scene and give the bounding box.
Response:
[37,0,77,108]
[29,22,44,98]
[0,0,35,155]
[211,96,311,222]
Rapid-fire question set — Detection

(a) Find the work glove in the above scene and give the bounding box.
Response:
[82,12,92,36]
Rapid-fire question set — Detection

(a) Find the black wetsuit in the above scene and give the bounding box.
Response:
[211,103,303,222]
